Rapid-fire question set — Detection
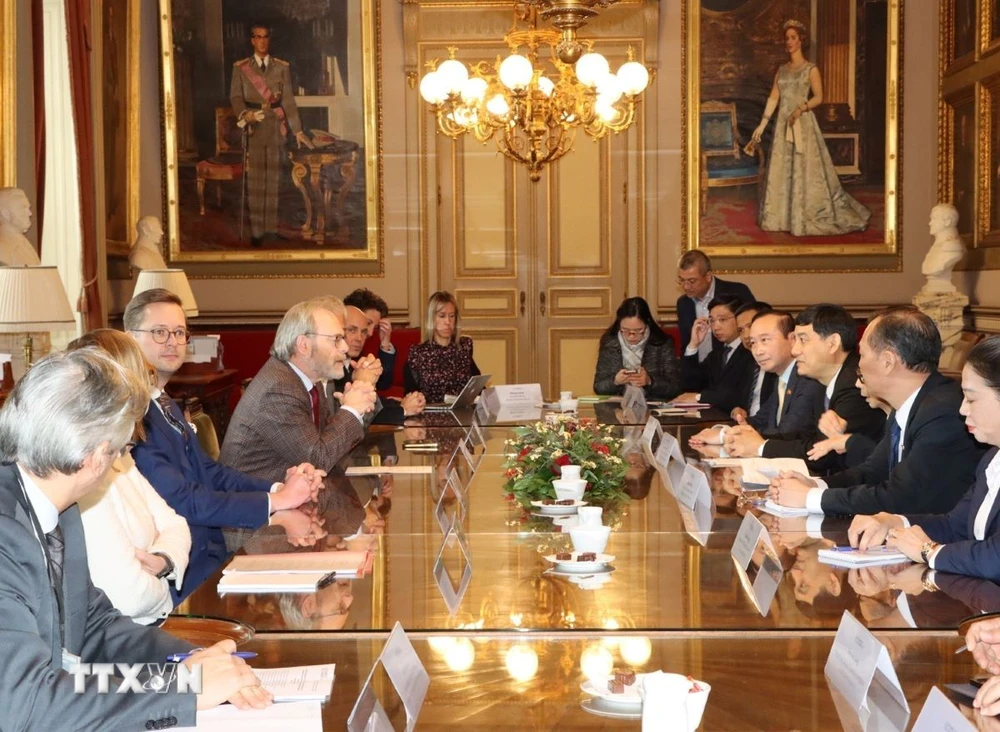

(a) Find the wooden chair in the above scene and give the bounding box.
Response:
[699,100,765,212]
[195,107,245,216]
[184,397,221,460]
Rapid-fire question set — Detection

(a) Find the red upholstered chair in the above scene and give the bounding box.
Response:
[195,108,245,216]
[362,327,422,398]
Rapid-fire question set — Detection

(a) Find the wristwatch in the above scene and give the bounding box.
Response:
[920,567,939,593]
[153,552,175,580]
[919,541,940,564]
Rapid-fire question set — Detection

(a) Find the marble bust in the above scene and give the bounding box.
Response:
[0,187,41,266]
[128,215,168,272]
[919,203,965,295]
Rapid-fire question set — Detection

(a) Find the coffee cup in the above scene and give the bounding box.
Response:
[577,506,603,526]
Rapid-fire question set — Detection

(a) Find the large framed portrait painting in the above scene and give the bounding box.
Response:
[684,1,902,271]
[158,0,382,277]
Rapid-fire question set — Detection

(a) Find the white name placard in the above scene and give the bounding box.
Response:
[433,514,473,616]
[674,463,710,510]
[654,431,684,468]
[482,383,543,408]
[641,416,663,465]
[348,623,430,732]
[825,611,909,718]
[911,687,975,732]
[731,512,770,568]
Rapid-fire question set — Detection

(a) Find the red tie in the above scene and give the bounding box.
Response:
[309,385,321,428]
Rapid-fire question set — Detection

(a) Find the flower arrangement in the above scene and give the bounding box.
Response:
[502,415,629,506]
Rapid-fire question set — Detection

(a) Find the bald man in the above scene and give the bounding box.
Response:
[329,306,426,425]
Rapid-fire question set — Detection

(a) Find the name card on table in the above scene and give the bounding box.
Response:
[674,463,711,510]
[433,513,473,616]
[464,423,487,467]
[622,385,648,423]
[653,431,684,468]
[731,512,772,568]
[825,611,909,720]
[641,416,663,465]
[481,383,543,410]
[348,623,430,732]
[911,687,975,732]
[677,485,716,546]
[730,513,782,616]
[435,469,466,535]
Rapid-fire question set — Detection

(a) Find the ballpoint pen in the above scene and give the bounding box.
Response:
[166,650,258,663]
[829,545,899,553]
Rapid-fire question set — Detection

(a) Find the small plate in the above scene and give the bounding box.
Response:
[543,552,615,573]
[545,565,616,580]
[580,698,642,720]
[580,674,645,707]
[530,499,588,515]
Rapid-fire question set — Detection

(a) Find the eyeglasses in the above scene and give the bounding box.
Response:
[619,326,647,337]
[677,276,704,286]
[307,332,347,348]
[131,328,191,345]
[856,366,865,384]
[107,441,136,459]
[708,315,734,325]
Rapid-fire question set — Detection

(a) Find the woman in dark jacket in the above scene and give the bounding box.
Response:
[593,297,680,400]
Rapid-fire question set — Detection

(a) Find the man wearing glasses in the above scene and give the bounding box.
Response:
[221,297,377,483]
[125,289,324,602]
[675,251,754,369]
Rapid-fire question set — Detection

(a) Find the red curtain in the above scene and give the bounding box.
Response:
[64,0,103,329]
[31,0,45,246]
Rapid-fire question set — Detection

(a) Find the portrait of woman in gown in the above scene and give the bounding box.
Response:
[750,20,871,237]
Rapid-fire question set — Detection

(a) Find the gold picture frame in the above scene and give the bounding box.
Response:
[0,0,15,188]
[102,0,140,258]
[157,0,383,278]
[682,1,903,272]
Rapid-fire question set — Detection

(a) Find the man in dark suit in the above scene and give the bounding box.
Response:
[769,306,985,517]
[677,295,756,413]
[675,250,754,367]
[222,297,377,480]
[126,289,321,602]
[344,288,397,392]
[732,300,775,422]
[0,349,270,728]
[329,305,425,425]
[726,305,885,470]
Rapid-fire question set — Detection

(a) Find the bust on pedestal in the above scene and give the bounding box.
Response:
[912,203,969,368]
[0,187,41,266]
[128,216,169,273]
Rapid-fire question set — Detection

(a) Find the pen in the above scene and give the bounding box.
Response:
[166,651,257,662]
[830,545,897,553]
[955,645,970,655]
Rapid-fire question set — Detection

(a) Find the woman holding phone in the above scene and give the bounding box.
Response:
[593,297,680,399]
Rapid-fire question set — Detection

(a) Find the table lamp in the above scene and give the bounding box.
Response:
[0,266,77,368]
[133,269,199,317]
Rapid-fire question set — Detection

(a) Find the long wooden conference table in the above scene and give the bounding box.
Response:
[173,406,992,729]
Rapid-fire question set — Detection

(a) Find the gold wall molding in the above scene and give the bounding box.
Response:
[0,0,15,187]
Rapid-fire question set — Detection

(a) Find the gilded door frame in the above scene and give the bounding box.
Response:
[0,0,15,188]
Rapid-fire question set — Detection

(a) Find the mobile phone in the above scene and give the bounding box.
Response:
[404,440,439,450]
[624,369,639,375]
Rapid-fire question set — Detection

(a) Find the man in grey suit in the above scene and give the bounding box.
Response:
[0,349,270,729]
[221,297,378,481]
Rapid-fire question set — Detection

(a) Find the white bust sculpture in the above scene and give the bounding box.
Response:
[128,215,168,272]
[0,187,41,266]
[920,203,965,295]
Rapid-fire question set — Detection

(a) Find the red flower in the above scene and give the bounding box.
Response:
[552,454,571,475]
[584,482,592,492]
[518,447,531,460]
[505,468,518,479]
[590,441,610,455]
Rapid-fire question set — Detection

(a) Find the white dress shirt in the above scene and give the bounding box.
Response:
[689,278,717,362]
[292,360,362,425]
[78,454,192,625]
[749,367,767,417]
[16,464,58,543]
[824,364,843,409]
[755,360,797,456]
[805,384,922,514]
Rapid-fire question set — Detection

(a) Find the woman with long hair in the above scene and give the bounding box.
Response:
[68,329,191,625]
[404,291,481,404]
[593,296,680,399]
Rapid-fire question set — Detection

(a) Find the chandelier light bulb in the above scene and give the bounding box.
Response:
[619,637,653,667]
[445,638,476,672]
[461,76,489,105]
[596,72,623,104]
[486,93,511,118]
[437,58,469,95]
[499,54,534,91]
[537,76,555,97]
[575,52,610,88]
[596,99,620,123]
[419,71,448,105]
[505,644,539,682]
[580,643,614,683]
[617,61,650,95]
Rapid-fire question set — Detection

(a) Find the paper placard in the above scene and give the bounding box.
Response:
[348,623,429,732]
[825,611,910,718]
[674,464,710,510]
[482,383,543,408]
[731,512,770,568]
[911,687,975,732]
[677,490,715,546]
[458,438,477,474]
[622,385,647,414]
[433,514,473,615]
[434,470,466,535]
[661,458,687,495]
[641,416,663,465]
[654,432,684,468]
[731,532,783,617]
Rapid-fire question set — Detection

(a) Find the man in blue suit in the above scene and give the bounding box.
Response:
[126,289,322,602]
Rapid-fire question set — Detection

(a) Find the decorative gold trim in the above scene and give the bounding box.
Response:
[547,137,612,278]
[979,81,993,244]
[682,0,903,268]
[158,0,384,271]
[939,0,955,204]
[548,286,612,318]
[548,326,604,399]
[455,288,518,318]
[460,327,518,383]
[0,0,15,188]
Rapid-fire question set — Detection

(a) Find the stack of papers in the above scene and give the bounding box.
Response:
[256,664,336,702]
[739,458,809,489]
[218,551,371,594]
[344,465,432,476]
[665,400,711,409]
[760,499,810,518]
[218,573,330,594]
[180,700,322,731]
[818,547,910,567]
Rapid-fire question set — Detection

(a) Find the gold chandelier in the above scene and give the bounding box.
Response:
[418,2,650,182]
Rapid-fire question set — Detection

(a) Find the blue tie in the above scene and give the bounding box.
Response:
[888,419,902,471]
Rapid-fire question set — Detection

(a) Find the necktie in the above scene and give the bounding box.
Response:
[775,378,788,425]
[156,393,188,436]
[45,525,65,590]
[749,366,763,417]
[888,419,902,471]
[260,58,267,72]
[724,345,734,365]
[309,385,321,428]
[823,393,831,410]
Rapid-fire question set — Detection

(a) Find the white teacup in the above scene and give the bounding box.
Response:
[577,506,604,527]
[560,464,582,482]
[560,391,573,401]
[552,478,586,501]
[560,398,579,412]
[568,524,611,554]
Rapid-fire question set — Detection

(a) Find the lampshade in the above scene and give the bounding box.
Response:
[0,266,76,332]
[133,269,199,317]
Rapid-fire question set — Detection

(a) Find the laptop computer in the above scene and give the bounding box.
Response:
[423,374,492,412]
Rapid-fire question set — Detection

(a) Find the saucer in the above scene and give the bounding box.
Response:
[580,698,642,720]
[543,552,615,573]
[545,565,615,580]
[580,673,646,707]
[530,499,587,515]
